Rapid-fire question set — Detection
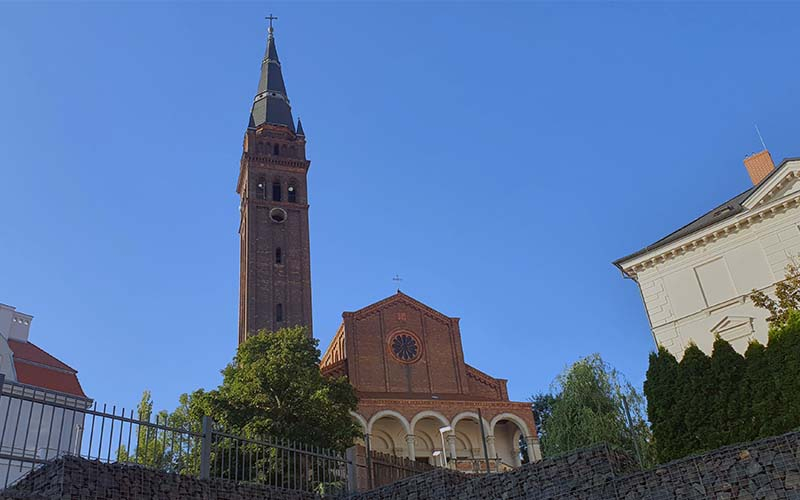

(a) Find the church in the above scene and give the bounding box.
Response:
[235,21,542,469]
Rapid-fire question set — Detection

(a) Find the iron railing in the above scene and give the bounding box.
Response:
[0,382,349,494]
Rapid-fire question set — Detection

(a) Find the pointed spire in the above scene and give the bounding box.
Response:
[249,17,295,132]
[296,117,305,136]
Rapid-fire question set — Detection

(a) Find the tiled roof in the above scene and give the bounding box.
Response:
[7,339,87,399]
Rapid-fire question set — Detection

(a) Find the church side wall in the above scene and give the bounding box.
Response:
[635,202,800,357]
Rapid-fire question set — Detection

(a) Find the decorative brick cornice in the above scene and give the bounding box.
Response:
[348,292,454,324]
[465,365,501,393]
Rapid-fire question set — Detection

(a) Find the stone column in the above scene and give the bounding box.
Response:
[512,445,521,467]
[486,435,497,459]
[405,434,416,461]
[525,435,543,462]
[446,434,457,461]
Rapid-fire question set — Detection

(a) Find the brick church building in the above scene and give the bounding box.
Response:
[236,21,542,469]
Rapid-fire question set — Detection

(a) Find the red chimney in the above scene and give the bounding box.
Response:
[744,150,775,185]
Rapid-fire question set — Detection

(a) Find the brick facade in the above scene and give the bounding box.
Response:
[237,122,313,342]
[321,292,541,466]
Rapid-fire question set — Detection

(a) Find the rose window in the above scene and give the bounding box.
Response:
[390,332,421,363]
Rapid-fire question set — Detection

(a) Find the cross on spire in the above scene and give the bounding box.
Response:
[266,14,278,35]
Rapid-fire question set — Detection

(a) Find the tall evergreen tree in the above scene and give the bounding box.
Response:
[744,340,777,438]
[709,337,749,448]
[677,344,714,456]
[766,310,800,432]
[644,347,682,463]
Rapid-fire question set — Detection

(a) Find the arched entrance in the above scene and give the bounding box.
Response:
[367,410,411,458]
[490,413,531,467]
[410,411,449,465]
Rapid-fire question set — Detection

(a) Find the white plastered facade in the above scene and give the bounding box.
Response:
[618,159,800,357]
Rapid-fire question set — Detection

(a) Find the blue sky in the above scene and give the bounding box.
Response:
[1,2,798,413]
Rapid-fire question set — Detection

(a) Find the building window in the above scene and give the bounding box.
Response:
[276,303,284,323]
[272,181,282,202]
[273,144,280,156]
[275,247,282,264]
[288,185,297,203]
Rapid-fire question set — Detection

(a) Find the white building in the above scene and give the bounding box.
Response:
[0,303,90,487]
[614,151,800,358]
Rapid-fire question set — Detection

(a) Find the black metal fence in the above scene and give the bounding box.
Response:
[0,382,348,494]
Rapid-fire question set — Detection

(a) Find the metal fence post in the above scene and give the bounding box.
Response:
[200,415,212,480]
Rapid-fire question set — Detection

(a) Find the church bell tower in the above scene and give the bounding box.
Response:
[237,20,313,342]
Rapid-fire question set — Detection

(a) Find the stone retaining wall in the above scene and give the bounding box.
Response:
[353,444,637,500]
[3,431,800,499]
[4,456,320,500]
[352,431,800,500]
[615,432,800,500]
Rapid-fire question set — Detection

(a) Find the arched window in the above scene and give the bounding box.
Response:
[272,181,282,202]
[273,144,280,156]
[275,247,282,265]
[276,303,284,323]
[256,178,266,199]
[288,185,297,203]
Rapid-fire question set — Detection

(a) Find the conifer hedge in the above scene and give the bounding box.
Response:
[645,311,800,463]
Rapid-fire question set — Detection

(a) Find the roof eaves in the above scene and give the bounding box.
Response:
[612,157,797,268]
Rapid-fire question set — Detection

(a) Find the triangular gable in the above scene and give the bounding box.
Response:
[346,291,455,324]
[710,315,754,342]
[742,158,800,210]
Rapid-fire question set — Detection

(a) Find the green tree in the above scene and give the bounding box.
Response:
[200,326,360,451]
[744,340,778,438]
[643,346,682,463]
[539,354,652,467]
[124,327,360,490]
[708,337,749,448]
[117,391,176,469]
[766,310,800,432]
[750,262,800,326]
[529,392,556,446]
[676,344,714,456]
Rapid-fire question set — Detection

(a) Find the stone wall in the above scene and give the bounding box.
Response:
[3,456,321,500]
[353,444,637,500]
[352,431,800,500]
[615,432,800,500]
[4,431,800,499]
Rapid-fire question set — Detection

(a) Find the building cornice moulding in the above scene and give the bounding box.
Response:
[621,177,800,277]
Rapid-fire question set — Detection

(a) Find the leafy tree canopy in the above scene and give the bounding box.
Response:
[751,261,800,326]
[199,326,360,451]
[136,327,360,457]
[532,354,653,467]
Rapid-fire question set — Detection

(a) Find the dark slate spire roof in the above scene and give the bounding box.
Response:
[249,26,295,132]
[296,117,305,136]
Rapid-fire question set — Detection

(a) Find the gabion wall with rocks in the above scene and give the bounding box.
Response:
[353,444,637,500]
[2,431,800,499]
[3,456,321,500]
[352,431,800,500]
[615,432,800,500]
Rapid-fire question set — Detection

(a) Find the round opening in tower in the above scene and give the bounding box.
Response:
[269,207,287,223]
